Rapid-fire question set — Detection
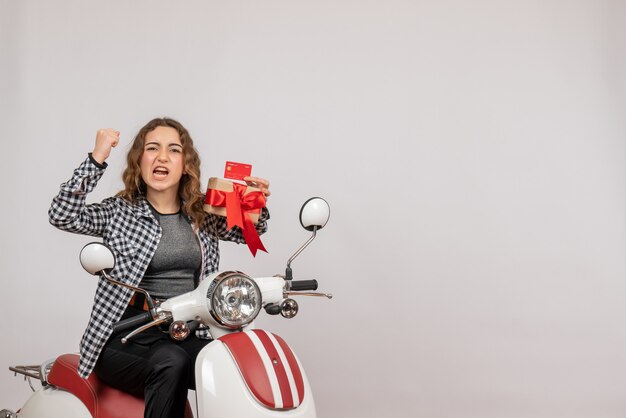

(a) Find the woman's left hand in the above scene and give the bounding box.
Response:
[244,177,271,198]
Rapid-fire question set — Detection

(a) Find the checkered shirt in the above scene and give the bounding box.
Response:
[48,155,269,378]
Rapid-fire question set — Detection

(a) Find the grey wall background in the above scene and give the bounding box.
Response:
[1,1,626,417]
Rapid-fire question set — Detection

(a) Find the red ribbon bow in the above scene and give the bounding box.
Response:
[205,183,267,256]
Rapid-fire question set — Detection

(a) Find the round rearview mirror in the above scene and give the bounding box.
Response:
[80,242,115,275]
[299,197,330,231]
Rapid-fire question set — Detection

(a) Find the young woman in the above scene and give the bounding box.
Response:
[49,117,271,418]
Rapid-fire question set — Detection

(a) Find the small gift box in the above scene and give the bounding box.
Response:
[203,178,262,224]
[203,177,267,256]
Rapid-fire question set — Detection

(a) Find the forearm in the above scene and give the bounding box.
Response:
[48,154,111,236]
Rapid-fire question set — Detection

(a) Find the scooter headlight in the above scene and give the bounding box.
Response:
[209,271,261,328]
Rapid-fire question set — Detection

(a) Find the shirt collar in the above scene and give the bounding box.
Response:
[132,196,154,219]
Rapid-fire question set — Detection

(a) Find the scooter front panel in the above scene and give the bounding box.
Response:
[195,332,316,418]
[220,330,305,409]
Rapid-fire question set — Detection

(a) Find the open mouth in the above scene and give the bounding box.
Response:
[153,167,169,178]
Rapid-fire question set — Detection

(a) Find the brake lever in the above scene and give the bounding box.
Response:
[121,312,172,344]
[284,291,333,299]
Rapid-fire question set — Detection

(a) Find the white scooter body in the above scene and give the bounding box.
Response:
[162,274,317,417]
[9,275,320,418]
[13,334,315,418]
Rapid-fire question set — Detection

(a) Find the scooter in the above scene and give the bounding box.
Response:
[2,197,332,418]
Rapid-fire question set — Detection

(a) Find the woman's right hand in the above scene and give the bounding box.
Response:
[92,128,120,164]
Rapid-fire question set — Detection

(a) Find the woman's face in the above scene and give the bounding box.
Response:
[140,126,185,197]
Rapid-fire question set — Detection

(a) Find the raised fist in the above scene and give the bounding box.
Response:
[92,128,120,164]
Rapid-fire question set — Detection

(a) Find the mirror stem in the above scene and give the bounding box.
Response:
[100,271,156,312]
[286,226,318,280]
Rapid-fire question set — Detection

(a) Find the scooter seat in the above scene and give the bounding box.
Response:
[47,353,193,418]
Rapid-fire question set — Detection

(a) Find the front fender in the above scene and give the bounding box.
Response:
[195,330,316,418]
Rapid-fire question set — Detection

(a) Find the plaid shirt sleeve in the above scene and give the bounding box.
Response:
[48,154,115,236]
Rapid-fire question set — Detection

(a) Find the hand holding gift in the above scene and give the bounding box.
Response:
[243,176,271,198]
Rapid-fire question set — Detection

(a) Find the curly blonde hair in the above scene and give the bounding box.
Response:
[117,117,206,228]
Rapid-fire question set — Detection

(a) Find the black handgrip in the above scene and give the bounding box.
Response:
[112,312,153,334]
[264,303,281,315]
[187,319,201,334]
[290,280,318,291]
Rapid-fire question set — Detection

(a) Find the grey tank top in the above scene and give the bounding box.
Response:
[139,209,202,299]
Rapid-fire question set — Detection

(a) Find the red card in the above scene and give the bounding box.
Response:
[224,161,252,181]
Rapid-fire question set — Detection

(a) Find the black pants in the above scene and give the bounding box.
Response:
[94,306,212,418]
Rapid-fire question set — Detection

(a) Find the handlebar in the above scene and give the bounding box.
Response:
[289,279,318,291]
[112,312,153,334]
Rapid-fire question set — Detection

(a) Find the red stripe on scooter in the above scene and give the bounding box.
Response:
[220,333,275,408]
[273,333,305,402]
[252,330,294,408]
